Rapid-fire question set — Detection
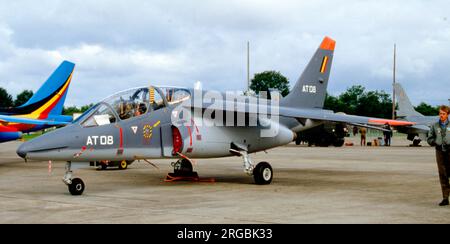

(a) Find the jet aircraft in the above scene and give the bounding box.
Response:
[394,83,437,146]
[17,37,414,195]
[0,61,75,143]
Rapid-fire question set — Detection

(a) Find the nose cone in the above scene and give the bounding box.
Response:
[17,143,27,158]
[16,125,75,160]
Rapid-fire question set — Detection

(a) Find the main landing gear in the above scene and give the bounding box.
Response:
[230,149,273,185]
[63,162,85,195]
[165,158,199,181]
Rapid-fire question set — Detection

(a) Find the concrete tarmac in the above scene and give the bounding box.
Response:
[0,137,449,223]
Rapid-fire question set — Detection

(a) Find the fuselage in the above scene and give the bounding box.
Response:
[18,85,322,161]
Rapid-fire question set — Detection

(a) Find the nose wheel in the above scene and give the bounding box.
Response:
[68,178,85,195]
[63,162,85,195]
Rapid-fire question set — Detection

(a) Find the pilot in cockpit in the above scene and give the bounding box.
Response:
[119,101,133,120]
[134,102,147,116]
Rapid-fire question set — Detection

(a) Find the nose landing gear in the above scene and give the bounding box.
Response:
[63,162,85,195]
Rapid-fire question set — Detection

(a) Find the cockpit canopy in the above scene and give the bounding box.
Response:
[76,86,191,127]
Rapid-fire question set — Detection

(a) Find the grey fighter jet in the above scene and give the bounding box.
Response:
[17,37,414,195]
[394,83,437,146]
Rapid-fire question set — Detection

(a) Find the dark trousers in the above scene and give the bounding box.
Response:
[384,137,391,146]
[436,149,450,199]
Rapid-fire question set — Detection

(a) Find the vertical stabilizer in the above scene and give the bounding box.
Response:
[394,83,423,117]
[281,37,335,109]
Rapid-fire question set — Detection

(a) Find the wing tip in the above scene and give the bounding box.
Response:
[368,119,415,126]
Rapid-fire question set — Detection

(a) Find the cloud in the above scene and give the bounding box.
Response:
[0,0,449,106]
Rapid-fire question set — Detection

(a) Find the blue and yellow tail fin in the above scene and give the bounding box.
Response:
[17,61,75,117]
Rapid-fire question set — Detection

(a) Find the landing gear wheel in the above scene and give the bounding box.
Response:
[166,158,198,181]
[174,158,193,175]
[100,162,108,170]
[333,138,345,147]
[253,162,273,185]
[68,178,85,195]
[316,136,332,147]
[413,139,421,146]
[118,160,128,170]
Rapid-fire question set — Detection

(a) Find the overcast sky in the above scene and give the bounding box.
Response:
[0,0,449,106]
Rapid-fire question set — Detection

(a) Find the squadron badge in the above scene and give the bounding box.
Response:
[142,121,161,144]
[143,124,153,139]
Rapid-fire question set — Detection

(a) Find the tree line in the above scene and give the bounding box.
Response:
[0,87,34,107]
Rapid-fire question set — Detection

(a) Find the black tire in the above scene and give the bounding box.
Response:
[316,136,331,147]
[413,139,421,146]
[68,178,85,195]
[174,159,193,174]
[118,160,128,170]
[100,162,108,170]
[253,162,273,185]
[333,138,345,147]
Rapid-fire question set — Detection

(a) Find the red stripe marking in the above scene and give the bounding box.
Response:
[7,123,34,132]
[0,125,19,132]
[186,125,193,146]
[191,118,199,133]
[119,127,124,149]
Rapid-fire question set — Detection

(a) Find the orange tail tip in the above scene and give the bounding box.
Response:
[320,36,336,51]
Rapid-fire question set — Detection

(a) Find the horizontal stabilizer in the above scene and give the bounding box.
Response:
[0,114,70,126]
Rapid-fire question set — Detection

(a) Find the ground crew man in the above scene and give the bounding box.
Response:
[383,123,392,146]
[427,105,450,206]
[359,127,367,146]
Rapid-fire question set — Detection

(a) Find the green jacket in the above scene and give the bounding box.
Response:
[427,120,450,149]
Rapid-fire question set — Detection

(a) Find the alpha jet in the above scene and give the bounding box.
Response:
[17,37,414,195]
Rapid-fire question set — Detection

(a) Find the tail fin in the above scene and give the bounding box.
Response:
[394,83,423,117]
[281,36,335,109]
[17,61,75,116]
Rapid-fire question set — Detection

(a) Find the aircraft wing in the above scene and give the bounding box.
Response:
[279,107,415,126]
[0,114,70,126]
[183,101,415,127]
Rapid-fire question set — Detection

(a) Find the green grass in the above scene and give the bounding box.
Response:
[21,128,56,141]
[22,132,43,141]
